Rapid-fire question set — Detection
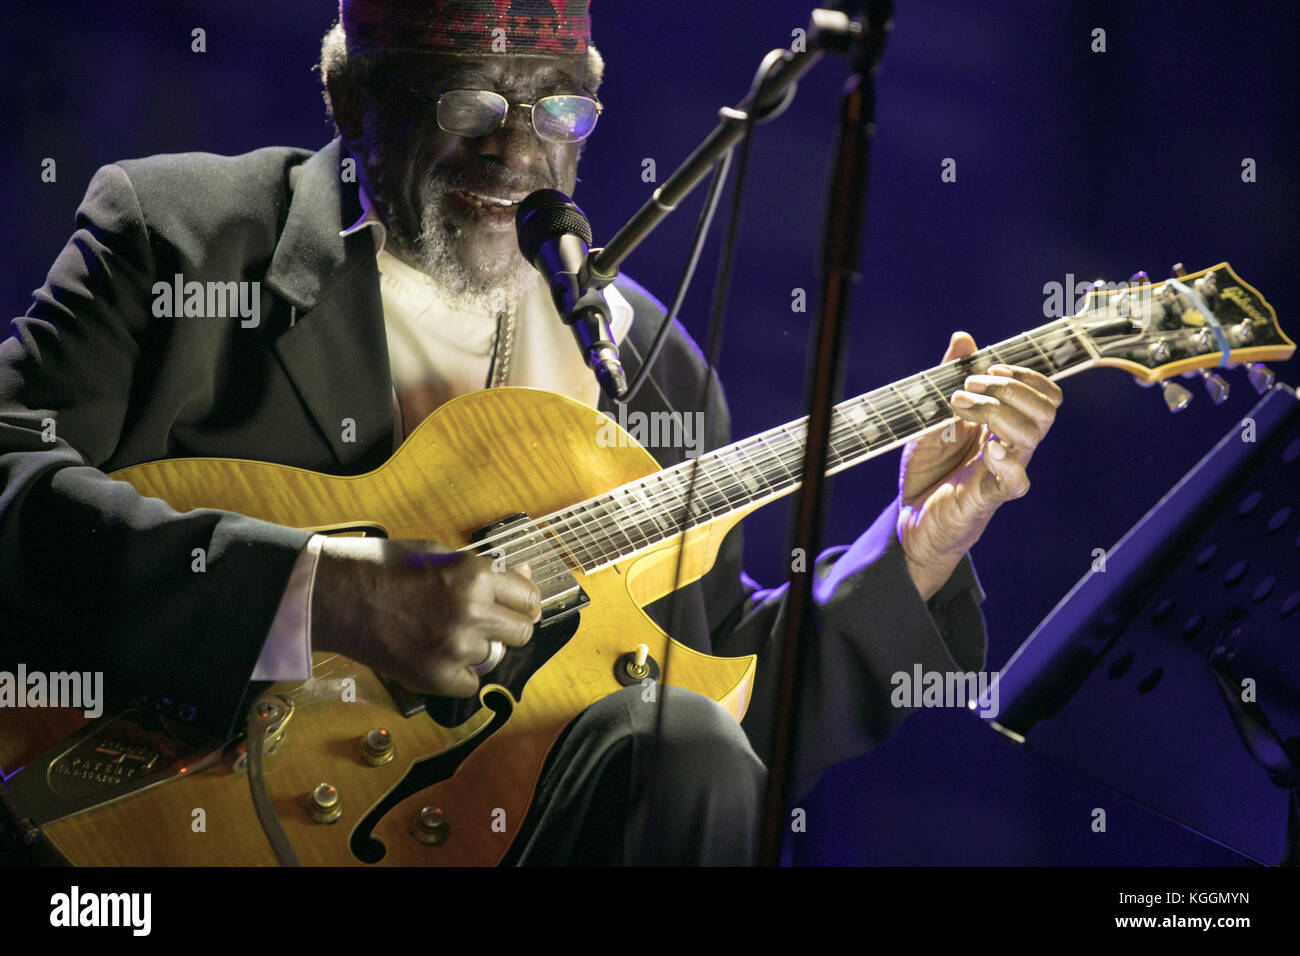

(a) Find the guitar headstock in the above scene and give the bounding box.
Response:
[1071,262,1293,408]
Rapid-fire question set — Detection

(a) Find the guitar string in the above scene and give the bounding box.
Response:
[485,320,1202,595]
[464,326,1092,592]
[473,314,1233,584]
[460,308,1245,591]
[466,327,1091,585]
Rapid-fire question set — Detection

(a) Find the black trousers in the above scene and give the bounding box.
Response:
[501,686,767,866]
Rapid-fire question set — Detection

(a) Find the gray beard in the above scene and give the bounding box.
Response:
[353,130,534,315]
[410,171,536,315]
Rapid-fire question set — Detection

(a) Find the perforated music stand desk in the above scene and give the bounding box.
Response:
[983,384,1300,865]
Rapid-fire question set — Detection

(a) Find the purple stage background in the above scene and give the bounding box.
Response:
[6,0,1297,865]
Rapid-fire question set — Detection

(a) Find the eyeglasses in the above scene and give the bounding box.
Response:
[392,81,603,143]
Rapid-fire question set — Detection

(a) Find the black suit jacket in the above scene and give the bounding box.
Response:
[1,138,987,796]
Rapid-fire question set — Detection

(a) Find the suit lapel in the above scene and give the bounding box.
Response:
[265,140,396,472]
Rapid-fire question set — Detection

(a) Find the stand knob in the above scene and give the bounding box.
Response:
[1161,380,1193,413]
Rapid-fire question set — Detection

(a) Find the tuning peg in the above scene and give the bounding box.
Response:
[1129,270,1149,285]
[1161,380,1193,412]
[1245,363,1275,394]
[1171,262,1187,278]
[1199,369,1230,404]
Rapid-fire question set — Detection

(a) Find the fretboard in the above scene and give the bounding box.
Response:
[527,318,1096,571]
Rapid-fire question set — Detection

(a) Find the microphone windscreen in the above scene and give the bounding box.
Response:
[516,189,594,261]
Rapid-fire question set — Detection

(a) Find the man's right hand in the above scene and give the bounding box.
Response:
[309,538,541,698]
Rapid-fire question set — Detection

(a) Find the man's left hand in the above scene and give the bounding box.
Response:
[897,331,1063,600]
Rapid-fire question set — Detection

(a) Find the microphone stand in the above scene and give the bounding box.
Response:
[584,12,858,282]
[570,5,894,867]
[758,1,894,867]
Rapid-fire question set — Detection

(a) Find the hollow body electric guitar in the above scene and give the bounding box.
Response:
[2,263,1291,866]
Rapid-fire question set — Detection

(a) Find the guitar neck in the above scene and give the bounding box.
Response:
[533,317,1097,572]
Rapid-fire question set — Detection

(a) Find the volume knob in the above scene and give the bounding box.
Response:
[361,728,395,766]
[309,782,342,824]
[413,806,450,846]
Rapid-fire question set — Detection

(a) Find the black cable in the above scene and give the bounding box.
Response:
[640,52,781,864]
[618,146,735,406]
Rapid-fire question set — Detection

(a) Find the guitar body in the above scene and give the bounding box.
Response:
[11,388,756,866]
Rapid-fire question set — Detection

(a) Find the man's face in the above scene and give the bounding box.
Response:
[355,51,589,306]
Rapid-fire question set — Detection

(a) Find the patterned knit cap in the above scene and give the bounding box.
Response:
[340,0,591,55]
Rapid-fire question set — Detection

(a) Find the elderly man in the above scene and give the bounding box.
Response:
[0,0,1059,865]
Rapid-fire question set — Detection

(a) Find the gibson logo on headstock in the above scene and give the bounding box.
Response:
[1219,286,1266,324]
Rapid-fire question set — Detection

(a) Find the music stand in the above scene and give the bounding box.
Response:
[982,383,1300,865]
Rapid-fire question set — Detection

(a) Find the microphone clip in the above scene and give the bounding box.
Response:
[564,285,628,402]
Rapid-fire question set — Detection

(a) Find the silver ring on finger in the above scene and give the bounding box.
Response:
[473,639,506,674]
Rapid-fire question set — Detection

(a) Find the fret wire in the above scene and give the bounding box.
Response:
[913,371,954,424]
[678,459,723,523]
[696,458,741,511]
[883,381,927,435]
[567,499,617,566]
[629,479,673,542]
[713,443,754,505]
[731,440,778,500]
[613,486,654,551]
[1019,331,1056,374]
[650,469,691,532]
[821,419,853,468]
[1060,318,1101,364]
[755,431,798,485]
[578,498,620,561]
[775,423,806,466]
[807,414,855,469]
[598,492,643,559]
[829,401,874,461]
[983,343,1010,369]
[854,395,899,449]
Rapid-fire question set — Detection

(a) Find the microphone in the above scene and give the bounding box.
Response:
[515,189,628,401]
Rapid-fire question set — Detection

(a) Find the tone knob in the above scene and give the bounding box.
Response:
[361,728,395,766]
[413,806,450,845]
[309,782,343,824]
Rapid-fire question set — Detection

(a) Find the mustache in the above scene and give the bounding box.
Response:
[422,163,553,197]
